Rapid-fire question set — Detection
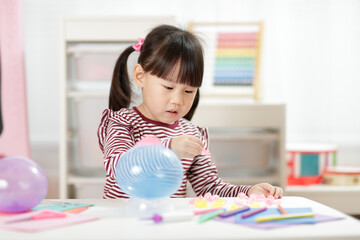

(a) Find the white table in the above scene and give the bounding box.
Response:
[1,196,360,240]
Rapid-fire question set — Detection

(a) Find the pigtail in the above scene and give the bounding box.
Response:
[109,46,136,111]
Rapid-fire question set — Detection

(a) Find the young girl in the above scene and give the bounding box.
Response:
[98,24,283,199]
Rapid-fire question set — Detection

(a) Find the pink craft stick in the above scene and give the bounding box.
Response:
[194,207,224,215]
[241,207,267,219]
[5,210,66,224]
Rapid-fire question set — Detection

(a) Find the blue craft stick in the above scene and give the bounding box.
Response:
[219,206,250,218]
[241,207,267,219]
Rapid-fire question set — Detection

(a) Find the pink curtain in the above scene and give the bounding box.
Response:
[0,0,30,157]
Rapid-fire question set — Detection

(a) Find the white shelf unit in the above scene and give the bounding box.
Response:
[60,16,175,198]
[191,98,287,188]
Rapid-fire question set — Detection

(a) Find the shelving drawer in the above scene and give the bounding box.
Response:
[67,43,131,82]
[68,98,108,170]
[208,128,279,184]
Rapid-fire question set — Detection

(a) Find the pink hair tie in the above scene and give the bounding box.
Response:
[133,38,144,52]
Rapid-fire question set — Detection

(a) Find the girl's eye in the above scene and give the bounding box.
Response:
[164,86,173,90]
[185,90,194,94]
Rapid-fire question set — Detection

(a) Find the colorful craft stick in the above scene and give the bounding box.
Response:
[198,209,226,224]
[277,205,288,214]
[256,212,315,223]
[5,210,67,224]
[194,207,223,215]
[241,207,267,219]
[219,206,250,218]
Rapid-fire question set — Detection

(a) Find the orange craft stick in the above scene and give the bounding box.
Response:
[277,205,288,214]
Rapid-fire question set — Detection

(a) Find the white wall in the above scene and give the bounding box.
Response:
[23,0,360,169]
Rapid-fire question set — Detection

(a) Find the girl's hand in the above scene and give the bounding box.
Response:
[248,183,283,199]
[171,135,204,159]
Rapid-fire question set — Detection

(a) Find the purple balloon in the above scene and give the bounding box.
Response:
[0,156,48,213]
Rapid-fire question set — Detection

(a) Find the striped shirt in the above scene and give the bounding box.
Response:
[97,107,251,199]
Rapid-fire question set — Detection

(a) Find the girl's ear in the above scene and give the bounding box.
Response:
[133,64,145,88]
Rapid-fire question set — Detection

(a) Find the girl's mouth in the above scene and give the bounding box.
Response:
[166,110,178,116]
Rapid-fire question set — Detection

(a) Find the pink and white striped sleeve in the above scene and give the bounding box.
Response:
[98,109,135,179]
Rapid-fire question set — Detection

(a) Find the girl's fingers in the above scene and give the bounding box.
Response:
[269,186,276,196]
[274,187,283,199]
[249,183,284,199]
[187,135,204,146]
[186,137,204,155]
[259,183,275,196]
[278,187,284,199]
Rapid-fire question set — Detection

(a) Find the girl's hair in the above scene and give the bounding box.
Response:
[109,24,204,120]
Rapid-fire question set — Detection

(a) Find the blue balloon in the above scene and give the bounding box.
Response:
[115,145,184,199]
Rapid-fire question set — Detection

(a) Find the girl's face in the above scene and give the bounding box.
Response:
[134,65,198,124]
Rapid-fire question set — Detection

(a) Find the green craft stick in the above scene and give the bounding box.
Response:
[198,209,226,224]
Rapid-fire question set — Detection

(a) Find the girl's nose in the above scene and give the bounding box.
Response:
[171,92,184,106]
